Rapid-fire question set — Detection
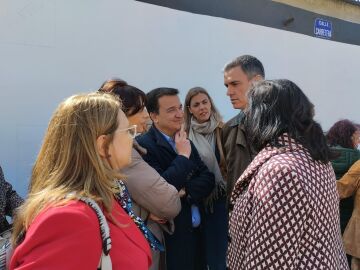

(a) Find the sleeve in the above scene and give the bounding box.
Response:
[10,204,103,270]
[337,160,360,199]
[123,149,181,220]
[244,164,309,269]
[183,143,215,203]
[0,166,24,217]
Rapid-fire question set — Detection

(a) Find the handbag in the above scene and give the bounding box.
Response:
[78,197,112,270]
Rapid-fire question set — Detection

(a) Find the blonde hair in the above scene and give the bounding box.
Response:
[12,92,123,244]
[184,87,223,133]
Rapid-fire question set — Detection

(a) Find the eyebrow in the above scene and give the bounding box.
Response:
[192,98,208,105]
[225,80,240,87]
[166,104,182,111]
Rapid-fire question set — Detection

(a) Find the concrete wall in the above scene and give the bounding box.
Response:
[1,0,360,196]
[274,0,360,24]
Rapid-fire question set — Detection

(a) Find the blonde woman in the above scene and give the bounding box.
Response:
[9,93,152,269]
[184,87,227,270]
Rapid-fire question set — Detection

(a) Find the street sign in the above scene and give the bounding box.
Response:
[314,18,332,39]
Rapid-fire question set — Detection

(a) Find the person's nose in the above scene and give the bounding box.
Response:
[226,86,232,97]
[176,108,184,118]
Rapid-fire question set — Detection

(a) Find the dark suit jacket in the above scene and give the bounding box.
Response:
[136,126,215,270]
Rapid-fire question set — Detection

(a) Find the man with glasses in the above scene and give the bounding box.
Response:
[222,55,265,207]
[136,87,215,270]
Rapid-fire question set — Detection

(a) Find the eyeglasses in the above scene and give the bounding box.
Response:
[118,125,137,138]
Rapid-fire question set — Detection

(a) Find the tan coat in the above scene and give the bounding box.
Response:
[337,160,360,258]
[122,144,182,270]
[221,112,253,204]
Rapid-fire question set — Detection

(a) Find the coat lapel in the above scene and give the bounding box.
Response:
[230,147,281,205]
[230,134,304,205]
[151,126,177,155]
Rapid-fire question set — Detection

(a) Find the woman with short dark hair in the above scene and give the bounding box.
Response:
[227,79,348,269]
[327,120,360,268]
[99,79,181,270]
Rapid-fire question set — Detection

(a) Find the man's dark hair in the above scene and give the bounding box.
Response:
[224,55,265,79]
[244,79,334,163]
[146,87,179,114]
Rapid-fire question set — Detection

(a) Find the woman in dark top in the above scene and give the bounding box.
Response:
[0,165,23,234]
[327,119,360,232]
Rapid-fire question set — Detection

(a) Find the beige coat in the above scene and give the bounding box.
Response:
[122,144,182,270]
[337,160,360,258]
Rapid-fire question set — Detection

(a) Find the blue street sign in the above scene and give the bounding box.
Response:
[314,18,332,39]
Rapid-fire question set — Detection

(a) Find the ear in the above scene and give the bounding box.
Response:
[251,74,263,82]
[96,135,108,158]
[187,106,193,115]
[150,112,159,123]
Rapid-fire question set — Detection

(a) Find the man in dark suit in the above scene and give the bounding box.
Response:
[136,87,215,270]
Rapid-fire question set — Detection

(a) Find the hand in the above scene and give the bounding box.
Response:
[148,213,167,224]
[178,188,186,198]
[175,124,191,158]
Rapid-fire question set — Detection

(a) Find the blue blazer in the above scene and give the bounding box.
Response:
[136,126,215,204]
[136,125,215,270]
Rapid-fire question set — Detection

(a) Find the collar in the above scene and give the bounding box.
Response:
[150,126,177,153]
[227,110,245,127]
[230,133,305,205]
[159,130,174,142]
[159,131,176,152]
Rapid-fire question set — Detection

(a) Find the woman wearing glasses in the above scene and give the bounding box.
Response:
[99,79,181,270]
[10,93,152,269]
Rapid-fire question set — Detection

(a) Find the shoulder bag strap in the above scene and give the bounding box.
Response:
[78,197,112,270]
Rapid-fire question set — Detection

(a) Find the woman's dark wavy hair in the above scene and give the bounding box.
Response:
[326,119,357,149]
[98,78,146,117]
[244,79,334,163]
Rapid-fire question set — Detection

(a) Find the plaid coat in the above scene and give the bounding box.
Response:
[227,134,349,269]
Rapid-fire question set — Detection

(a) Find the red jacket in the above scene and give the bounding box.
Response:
[10,200,152,270]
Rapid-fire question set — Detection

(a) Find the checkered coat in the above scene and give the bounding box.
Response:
[227,134,349,270]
